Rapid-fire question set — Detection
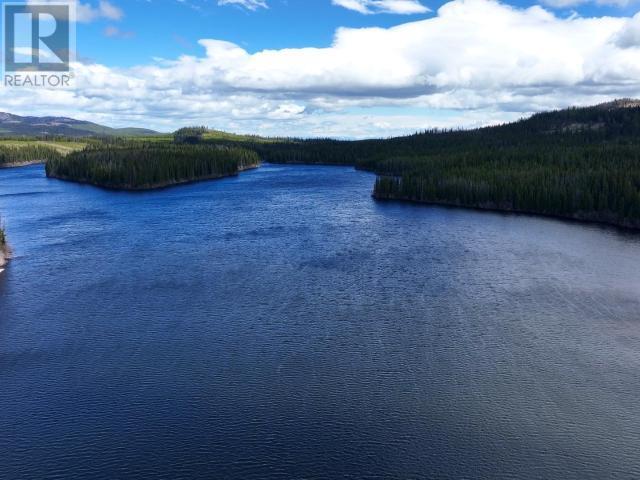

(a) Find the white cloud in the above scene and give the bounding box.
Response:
[333,0,430,14]
[28,0,123,23]
[103,25,135,38]
[218,0,268,10]
[615,12,640,47]
[93,0,123,21]
[76,0,123,22]
[3,0,640,138]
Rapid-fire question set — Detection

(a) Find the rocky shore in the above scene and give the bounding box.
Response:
[0,245,8,273]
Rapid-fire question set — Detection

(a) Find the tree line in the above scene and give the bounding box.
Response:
[0,145,63,166]
[373,144,640,228]
[46,143,260,190]
[211,102,640,230]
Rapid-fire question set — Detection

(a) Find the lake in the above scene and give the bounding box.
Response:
[1,164,639,479]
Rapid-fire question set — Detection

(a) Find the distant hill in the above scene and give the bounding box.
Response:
[228,98,640,165]
[0,113,159,137]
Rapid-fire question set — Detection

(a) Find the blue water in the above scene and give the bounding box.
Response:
[1,164,640,479]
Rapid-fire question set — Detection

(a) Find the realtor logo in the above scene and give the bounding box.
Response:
[3,2,75,87]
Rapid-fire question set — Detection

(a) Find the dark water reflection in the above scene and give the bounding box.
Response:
[1,164,639,479]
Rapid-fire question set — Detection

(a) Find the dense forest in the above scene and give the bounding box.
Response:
[369,103,640,228]
[0,145,63,167]
[45,143,260,190]
[236,100,640,169]
[373,144,640,229]
[204,100,640,230]
[11,99,640,229]
[174,127,208,145]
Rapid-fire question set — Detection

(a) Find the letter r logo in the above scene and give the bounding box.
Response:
[3,2,73,73]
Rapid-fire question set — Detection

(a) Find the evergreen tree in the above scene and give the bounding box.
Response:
[46,143,260,190]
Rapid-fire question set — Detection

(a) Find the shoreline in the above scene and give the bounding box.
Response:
[0,160,44,169]
[373,193,640,233]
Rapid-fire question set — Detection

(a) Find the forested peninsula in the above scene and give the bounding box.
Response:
[46,142,260,190]
[9,99,640,230]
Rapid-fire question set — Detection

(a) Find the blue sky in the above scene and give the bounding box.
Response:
[82,0,638,65]
[3,0,640,137]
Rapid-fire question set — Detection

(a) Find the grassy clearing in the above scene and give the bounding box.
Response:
[0,140,87,156]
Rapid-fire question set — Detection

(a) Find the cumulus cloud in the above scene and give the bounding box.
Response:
[28,0,123,23]
[218,0,268,10]
[137,0,639,97]
[4,0,640,138]
[332,0,430,14]
[615,12,640,48]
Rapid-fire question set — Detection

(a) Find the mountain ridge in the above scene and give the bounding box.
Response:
[0,112,160,137]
